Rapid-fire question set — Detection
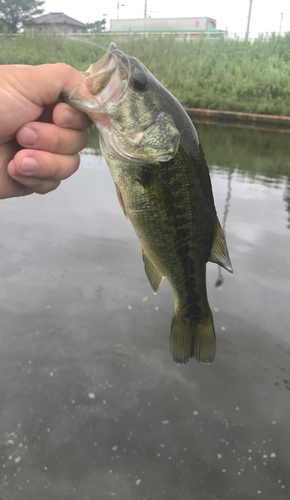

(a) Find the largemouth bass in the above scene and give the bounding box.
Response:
[61,42,233,364]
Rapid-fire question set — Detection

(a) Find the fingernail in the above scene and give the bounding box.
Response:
[18,127,37,148]
[59,109,74,125]
[22,157,39,173]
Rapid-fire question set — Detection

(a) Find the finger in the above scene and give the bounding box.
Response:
[9,162,60,195]
[0,141,32,198]
[53,101,92,130]
[17,122,90,155]
[8,149,80,194]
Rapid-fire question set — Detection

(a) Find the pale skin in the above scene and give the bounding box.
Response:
[0,63,92,199]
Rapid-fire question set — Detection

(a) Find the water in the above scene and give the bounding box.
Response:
[0,123,289,499]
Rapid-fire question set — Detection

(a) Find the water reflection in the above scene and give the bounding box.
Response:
[214,169,233,288]
[284,183,290,228]
[195,123,290,183]
[85,121,290,220]
[1,121,290,499]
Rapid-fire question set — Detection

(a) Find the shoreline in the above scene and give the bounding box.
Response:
[184,107,290,132]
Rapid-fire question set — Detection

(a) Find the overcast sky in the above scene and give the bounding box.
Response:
[42,0,290,36]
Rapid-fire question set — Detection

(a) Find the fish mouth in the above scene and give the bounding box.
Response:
[60,43,129,113]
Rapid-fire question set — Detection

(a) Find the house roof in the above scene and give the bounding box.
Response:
[33,12,87,28]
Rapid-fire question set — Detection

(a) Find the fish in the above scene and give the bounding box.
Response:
[61,42,233,364]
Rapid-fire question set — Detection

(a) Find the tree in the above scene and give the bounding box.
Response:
[0,0,44,33]
[86,18,106,34]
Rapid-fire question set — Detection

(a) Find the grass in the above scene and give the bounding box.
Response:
[1,32,290,115]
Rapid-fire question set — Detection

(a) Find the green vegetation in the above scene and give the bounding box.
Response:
[0,0,44,33]
[1,32,290,115]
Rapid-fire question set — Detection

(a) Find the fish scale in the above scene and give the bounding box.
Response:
[61,42,233,364]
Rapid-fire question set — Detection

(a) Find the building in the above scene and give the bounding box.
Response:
[110,17,221,38]
[31,12,87,34]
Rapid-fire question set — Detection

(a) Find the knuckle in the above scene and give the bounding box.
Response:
[50,132,62,153]
[35,180,61,195]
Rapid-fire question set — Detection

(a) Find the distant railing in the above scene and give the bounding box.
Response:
[108,29,226,39]
[0,30,288,41]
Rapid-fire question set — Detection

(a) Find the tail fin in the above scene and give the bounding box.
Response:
[170,310,216,364]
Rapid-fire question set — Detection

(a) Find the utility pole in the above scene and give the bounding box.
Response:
[144,0,147,18]
[117,0,125,19]
[245,0,253,40]
[279,12,283,34]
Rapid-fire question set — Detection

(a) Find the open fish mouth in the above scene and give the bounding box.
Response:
[61,42,180,164]
[60,42,130,112]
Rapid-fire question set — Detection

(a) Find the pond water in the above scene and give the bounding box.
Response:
[0,122,289,499]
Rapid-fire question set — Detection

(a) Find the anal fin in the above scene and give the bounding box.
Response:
[209,216,233,273]
[142,249,164,295]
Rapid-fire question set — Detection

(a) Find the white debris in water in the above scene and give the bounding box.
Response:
[272,420,277,425]
[263,454,268,459]
[127,305,132,310]
[88,393,95,399]
[270,453,276,458]
[14,457,21,464]
[236,407,240,411]
[222,469,226,473]
[193,411,199,416]
[217,454,222,459]
[155,307,159,311]
[221,327,226,331]
[257,491,262,495]
[112,446,118,451]
[214,307,219,312]
[161,420,170,425]
[49,372,54,377]
[46,305,51,309]
[136,479,141,486]
[142,296,148,302]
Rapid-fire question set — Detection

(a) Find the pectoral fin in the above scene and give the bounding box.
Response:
[142,249,164,294]
[115,183,129,219]
[209,217,233,273]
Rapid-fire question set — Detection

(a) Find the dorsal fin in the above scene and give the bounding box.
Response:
[209,216,233,273]
[142,249,164,295]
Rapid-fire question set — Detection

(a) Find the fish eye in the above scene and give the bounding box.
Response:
[129,73,148,92]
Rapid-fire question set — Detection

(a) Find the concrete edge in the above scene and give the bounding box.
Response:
[184,107,290,129]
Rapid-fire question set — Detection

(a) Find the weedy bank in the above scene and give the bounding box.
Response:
[1,32,290,115]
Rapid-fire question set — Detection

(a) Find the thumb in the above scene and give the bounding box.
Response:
[1,63,86,108]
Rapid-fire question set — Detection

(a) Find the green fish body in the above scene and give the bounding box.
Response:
[61,43,232,364]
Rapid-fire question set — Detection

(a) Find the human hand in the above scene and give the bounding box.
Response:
[0,63,92,199]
